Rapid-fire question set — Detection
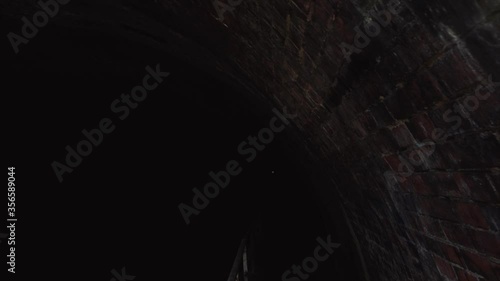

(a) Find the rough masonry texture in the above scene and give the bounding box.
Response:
[3,0,499,280]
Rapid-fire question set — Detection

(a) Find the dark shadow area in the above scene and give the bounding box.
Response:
[3,3,362,281]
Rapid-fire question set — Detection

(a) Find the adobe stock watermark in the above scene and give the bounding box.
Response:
[339,0,404,63]
[110,267,135,281]
[212,0,243,22]
[7,0,71,54]
[51,64,170,183]
[282,235,341,281]
[178,107,297,225]
[384,75,500,184]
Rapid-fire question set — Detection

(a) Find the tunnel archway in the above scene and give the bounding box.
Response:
[3,0,499,280]
[4,5,363,280]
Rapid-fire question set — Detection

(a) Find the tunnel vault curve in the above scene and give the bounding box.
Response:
[4,0,500,280]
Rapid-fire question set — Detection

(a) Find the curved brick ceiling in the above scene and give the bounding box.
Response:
[151,1,500,280]
[3,0,500,280]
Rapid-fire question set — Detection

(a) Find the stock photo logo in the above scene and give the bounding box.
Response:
[384,74,500,185]
[7,0,71,54]
[282,235,341,281]
[110,267,135,281]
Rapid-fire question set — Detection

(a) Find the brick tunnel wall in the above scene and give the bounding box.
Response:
[4,0,499,280]
[153,0,500,280]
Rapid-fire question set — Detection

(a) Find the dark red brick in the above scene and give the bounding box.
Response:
[440,243,463,266]
[410,174,437,195]
[455,267,479,281]
[461,250,497,280]
[407,112,437,142]
[419,197,459,222]
[456,202,489,229]
[424,172,463,198]
[420,215,445,238]
[469,230,500,259]
[454,173,499,203]
[390,123,415,149]
[442,222,475,249]
[434,255,457,280]
[373,128,400,154]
